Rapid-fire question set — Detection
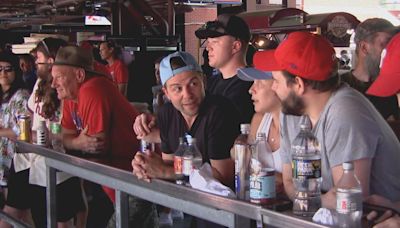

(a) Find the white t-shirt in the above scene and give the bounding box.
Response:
[256,113,283,173]
[28,79,72,186]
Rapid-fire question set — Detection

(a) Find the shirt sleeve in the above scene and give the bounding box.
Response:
[10,90,30,136]
[323,100,378,168]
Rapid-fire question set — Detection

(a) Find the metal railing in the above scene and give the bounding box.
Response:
[16,141,327,228]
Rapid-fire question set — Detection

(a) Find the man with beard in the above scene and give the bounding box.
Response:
[341,18,398,120]
[132,51,239,188]
[132,51,240,228]
[260,31,400,209]
[195,14,254,123]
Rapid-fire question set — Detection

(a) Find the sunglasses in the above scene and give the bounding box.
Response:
[0,65,14,73]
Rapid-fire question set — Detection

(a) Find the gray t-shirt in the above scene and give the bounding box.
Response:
[280,84,400,202]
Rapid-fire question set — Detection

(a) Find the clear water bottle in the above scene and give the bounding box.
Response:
[336,162,362,228]
[174,137,187,185]
[50,121,64,152]
[182,135,202,186]
[291,120,322,216]
[250,132,276,205]
[36,120,48,147]
[234,123,251,200]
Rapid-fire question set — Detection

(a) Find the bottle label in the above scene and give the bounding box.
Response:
[182,158,193,176]
[174,156,183,175]
[336,192,362,214]
[50,122,61,134]
[249,169,276,202]
[292,159,321,179]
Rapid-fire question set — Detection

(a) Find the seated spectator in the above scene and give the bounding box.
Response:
[341,18,398,120]
[258,31,400,209]
[237,52,285,192]
[132,51,240,188]
[0,52,31,227]
[51,45,157,227]
[19,54,37,92]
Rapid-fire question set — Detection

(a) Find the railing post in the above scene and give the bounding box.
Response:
[115,190,129,228]
[46,165,57,228]
[234,215,251,228]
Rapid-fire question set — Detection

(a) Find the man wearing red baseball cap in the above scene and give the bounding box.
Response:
[248,31,400,209]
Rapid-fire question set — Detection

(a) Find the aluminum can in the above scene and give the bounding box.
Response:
[17,114,31,142]
[140,139,154,153]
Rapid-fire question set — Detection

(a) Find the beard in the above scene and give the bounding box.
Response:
[281,91,305,116]
[365,54,381,81]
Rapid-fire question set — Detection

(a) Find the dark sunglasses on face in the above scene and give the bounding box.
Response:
[0,66,13,73]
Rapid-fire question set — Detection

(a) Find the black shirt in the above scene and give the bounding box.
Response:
[157,95,241,163]
[341,71,399,120]
[206,73,254,123]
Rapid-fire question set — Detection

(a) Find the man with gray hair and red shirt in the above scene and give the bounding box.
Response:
[249,31,400,209]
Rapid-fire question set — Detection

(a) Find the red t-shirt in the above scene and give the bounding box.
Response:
[106,59,129,84]
[61,76,139,202]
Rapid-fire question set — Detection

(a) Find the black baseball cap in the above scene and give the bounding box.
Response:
[195,14,251,42]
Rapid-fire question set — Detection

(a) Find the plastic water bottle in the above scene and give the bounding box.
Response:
[174,137,187,185]
[36,120,48,147]
[234,123,251,200]
[50,121,64,152]
[250,132,276,205]
[291,121,322,216]
[336,162,362,228]
[182,135,202,186]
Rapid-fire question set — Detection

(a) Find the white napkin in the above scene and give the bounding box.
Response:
[312,208,337,226]
[189,163,236,198]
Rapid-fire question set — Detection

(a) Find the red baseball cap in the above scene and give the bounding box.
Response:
[367,33,400,97]
[255,32,336,81]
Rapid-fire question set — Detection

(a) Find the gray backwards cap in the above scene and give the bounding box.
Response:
[159,51,202,85]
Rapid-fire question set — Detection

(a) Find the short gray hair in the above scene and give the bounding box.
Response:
[354,18,394,44]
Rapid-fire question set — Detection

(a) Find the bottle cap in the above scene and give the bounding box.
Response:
[240,123,250,133]
[342,162,354,170]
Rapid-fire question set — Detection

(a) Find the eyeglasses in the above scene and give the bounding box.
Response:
[0,65,14,73]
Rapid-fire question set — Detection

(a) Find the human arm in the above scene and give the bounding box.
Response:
[0,128,18,141]
[320,158,372,209]
[132,151,175,182]
[62,126,106,153]
[365,195,400,228]
[132,113,160,143]
[210,158,234,189]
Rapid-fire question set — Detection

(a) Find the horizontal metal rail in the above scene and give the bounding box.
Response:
[16,141,328,228]
[0,212,32,228]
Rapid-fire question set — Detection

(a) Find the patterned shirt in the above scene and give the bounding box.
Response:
[0,89,30,163]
